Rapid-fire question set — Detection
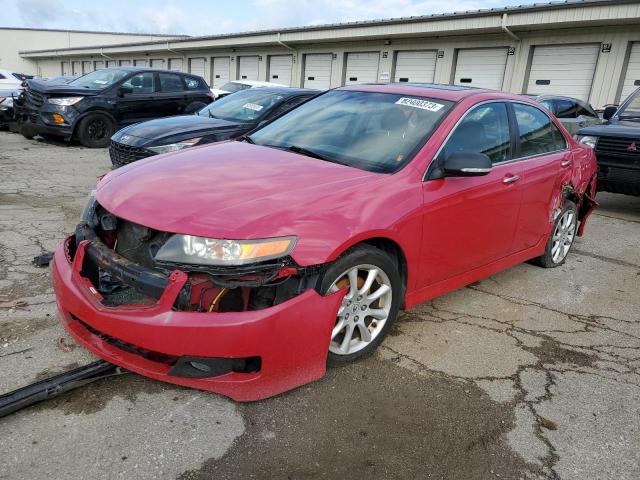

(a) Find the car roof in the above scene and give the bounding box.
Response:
[238,86,319,95]
[337,82,519,102]
[230,80,289,88]
[104,66,200,76]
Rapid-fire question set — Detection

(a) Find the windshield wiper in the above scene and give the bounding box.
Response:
[242,135,255,144]
[619,115,640,120]
[285,145,346,165]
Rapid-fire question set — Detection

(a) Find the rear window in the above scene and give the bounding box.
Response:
[184,75,205,90]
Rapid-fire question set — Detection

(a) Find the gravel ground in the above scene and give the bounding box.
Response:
[0,131,639,480]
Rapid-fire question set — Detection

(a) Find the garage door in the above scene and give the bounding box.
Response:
[621,43,640,100]
[189,58,206,79]
[345,52,380,85]
[150,59,165,69]
[238,56,259,80]
[526,44,600,101]
[61,62,70,75]
[106,60,117,68]
[83,61,93,73]
[394,51,437,83]
[269,55,293,86]
[119,60,131,66]
[168,58,183,72]
[72,61,82,75]
[211,57,230,88]
[454,48,508,90]
[94,60,105,70]
[304,54,333,89]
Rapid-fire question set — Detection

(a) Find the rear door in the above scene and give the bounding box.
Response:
[115,72,158,125]
[157,72,187,116]
[419,101,522,287]
[509,101,572,252]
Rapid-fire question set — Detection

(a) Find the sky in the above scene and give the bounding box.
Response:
[2,0,529,36]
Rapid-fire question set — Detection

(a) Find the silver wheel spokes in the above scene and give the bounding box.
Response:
[551,210,576,263]
[328,264,392,356]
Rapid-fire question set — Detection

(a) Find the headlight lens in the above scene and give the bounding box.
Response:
[147,137,202,154]
[155,235,296,266]
[575,135,598,149]
[48,96,84,106]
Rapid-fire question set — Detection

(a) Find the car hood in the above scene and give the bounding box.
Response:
[27,78,101,96]
[112,115,244,146]
[96,141,385,255]
[210,88,231,96]
[579,120,640,138]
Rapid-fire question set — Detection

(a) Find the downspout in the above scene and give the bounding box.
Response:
[99,48,113,60]
[276,32,296,53]
[166,41,180,55]
[501,13,520,41]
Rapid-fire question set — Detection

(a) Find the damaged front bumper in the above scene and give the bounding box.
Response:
[51,236,344,401]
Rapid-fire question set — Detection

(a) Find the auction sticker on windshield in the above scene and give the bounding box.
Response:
[243,103,264,111]
[395,98,444,112]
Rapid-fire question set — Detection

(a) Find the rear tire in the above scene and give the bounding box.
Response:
[320,245,401,367]
[76,113,114,148]
[534,200,578,268]
[20,123,35,139]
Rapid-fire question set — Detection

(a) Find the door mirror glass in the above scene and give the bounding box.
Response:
[603,105,618,121]
[443,152,492,177]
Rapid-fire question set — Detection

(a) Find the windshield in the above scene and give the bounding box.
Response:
[618,89,640,119]
[198,90,285,122]
[247,90,453,173]
[68,69,129,89]
[219,82,251,93]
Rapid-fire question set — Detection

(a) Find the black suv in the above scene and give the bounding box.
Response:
[18,67,212,147]
[577,88,640,196]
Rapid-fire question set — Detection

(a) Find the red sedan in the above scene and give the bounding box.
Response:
[51,84,598,400]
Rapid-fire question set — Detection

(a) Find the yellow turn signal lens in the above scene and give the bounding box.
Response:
[52,114,65,124]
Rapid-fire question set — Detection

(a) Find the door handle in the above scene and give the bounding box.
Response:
[561,159,573,167]
[503,175,520,184]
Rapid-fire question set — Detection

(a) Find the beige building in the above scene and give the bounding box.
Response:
[13,0,640,108]
[0,27,185,75]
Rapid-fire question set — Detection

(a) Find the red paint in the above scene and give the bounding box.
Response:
[53,85,597,400]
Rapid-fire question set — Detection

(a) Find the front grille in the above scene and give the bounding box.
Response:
[109,140,155,168]
[25,89,45,108]
[595,136,640,163]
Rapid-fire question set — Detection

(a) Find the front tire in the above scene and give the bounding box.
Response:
[534,200,578,268]
[321,245,401,367]
[76,113,114,148]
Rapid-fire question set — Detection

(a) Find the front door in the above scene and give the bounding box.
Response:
[418,101,523,287]
[116,72,157,125]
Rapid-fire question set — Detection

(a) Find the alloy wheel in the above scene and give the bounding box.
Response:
[327,264,393,355]
[551,209,576,263]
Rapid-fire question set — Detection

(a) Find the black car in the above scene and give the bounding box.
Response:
[17,67,213,148]
[109,87,318,168]
[576,88,640,196]
[533,95,602,135]
[0,88,21,129]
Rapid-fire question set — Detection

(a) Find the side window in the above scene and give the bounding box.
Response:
[575,101,598,118]
[553,99,578,119]
[513,103,566,157]
[442,102,511,164]
[121,73,155,94]
[159,73,184,93]
[539,99,555,114]
[184,76,203,90]
[268,96,310,118]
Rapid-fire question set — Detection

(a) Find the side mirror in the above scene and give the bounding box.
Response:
[118,86,133,97]
[602,105,618,121]
[443,152,492,177]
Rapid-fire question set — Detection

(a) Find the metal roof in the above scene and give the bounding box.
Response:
[19,0,635,55]
[1,26,187,38]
